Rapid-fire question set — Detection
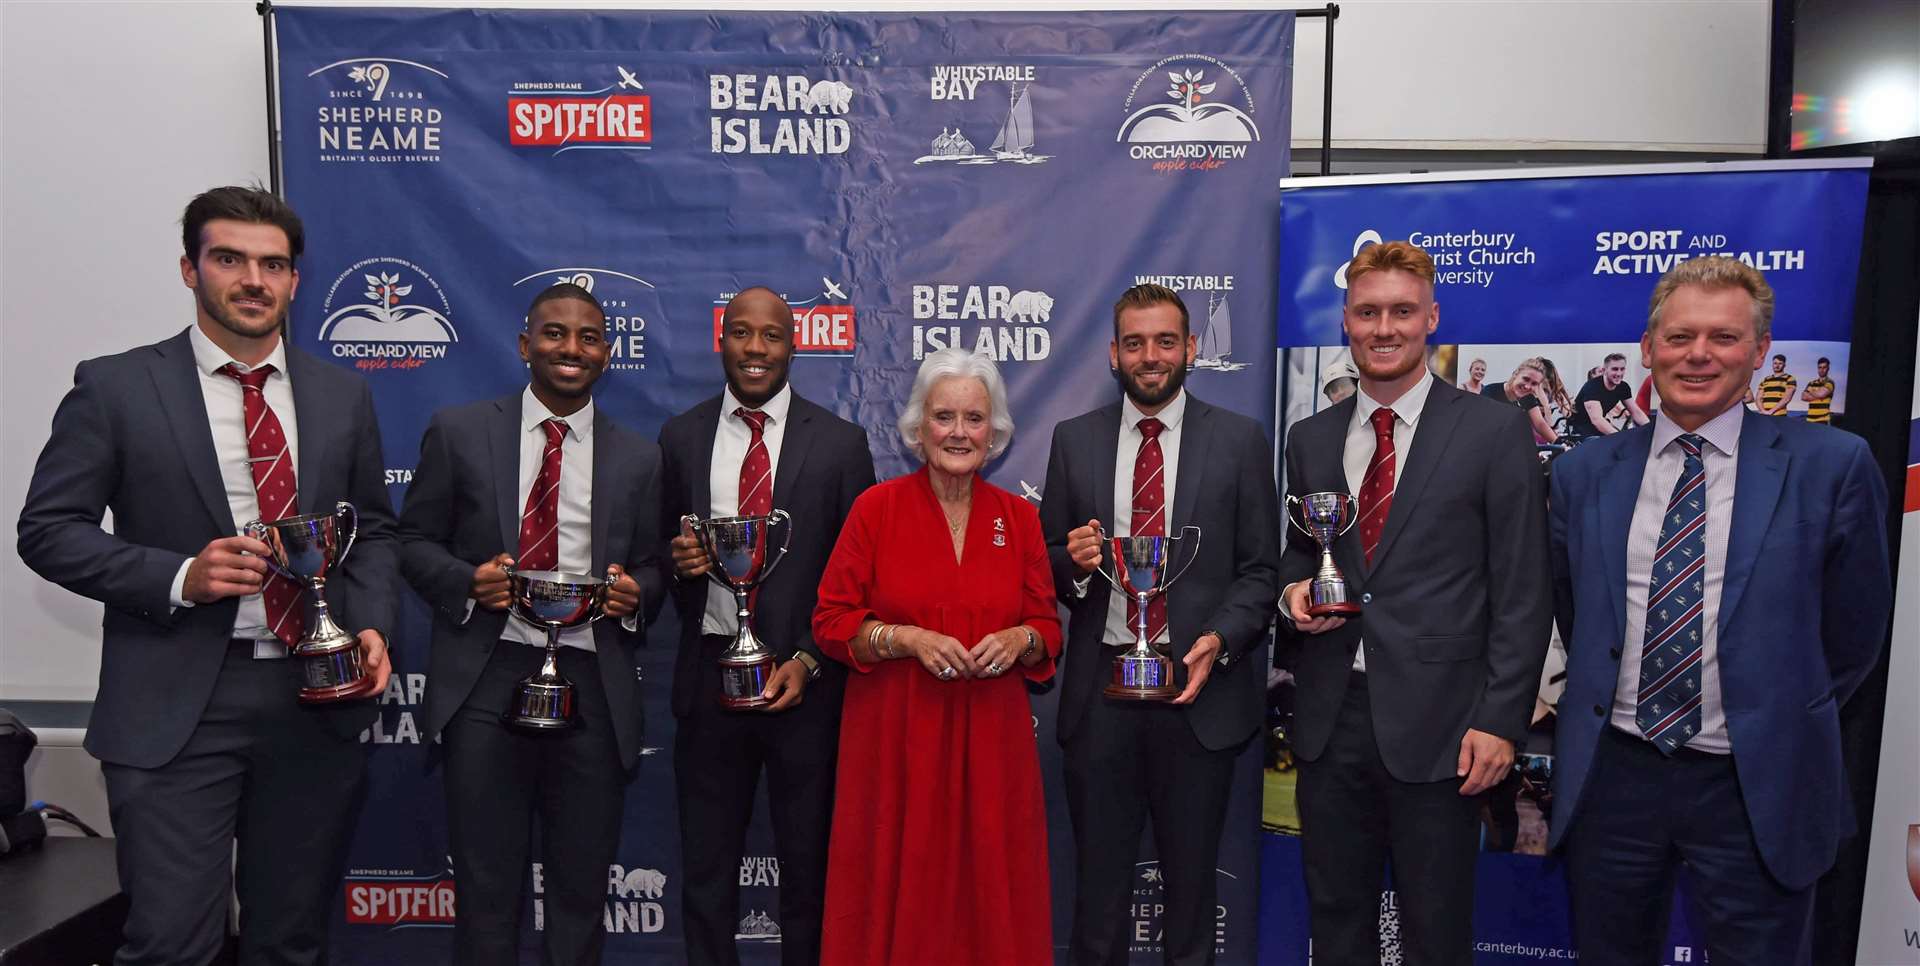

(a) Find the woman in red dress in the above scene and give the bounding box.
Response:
[812,347,1062,965]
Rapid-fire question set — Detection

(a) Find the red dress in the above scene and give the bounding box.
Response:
[812,467,1062,965]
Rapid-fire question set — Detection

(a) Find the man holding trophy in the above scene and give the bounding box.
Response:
[398,281,663,966]
[1279,241,1549,965]
[659,286,874,965]
[17,186,397,964]
[1038,282,1281,965]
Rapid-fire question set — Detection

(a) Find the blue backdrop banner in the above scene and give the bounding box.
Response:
[1262,160,1869,965]
[273,7,1292,962]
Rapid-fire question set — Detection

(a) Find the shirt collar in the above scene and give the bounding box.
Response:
[1652,400,1743,458]
[1122,388,1187,434]
[1355,368,1433,429]
[522,385,595,442]
[189,322,289,381]
[724,382,793,426]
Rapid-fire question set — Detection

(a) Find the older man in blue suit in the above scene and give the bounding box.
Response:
[1547,256,1891,966]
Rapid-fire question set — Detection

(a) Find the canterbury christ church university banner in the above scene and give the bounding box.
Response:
[274,7,1292,962]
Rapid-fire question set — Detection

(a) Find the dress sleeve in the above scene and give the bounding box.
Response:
[812,487,881,672]
[1014,499,1063,683]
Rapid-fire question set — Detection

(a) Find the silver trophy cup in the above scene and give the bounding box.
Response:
[1286,491,1361,617]
[501,569,608,730]
[1092,524,1201,701]
[245,502,371,703]
[683,510,792,709]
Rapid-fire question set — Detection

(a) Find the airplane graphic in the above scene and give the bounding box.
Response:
[821,276,848,300]
[1019,480,1042,503]
[616,66,643,90]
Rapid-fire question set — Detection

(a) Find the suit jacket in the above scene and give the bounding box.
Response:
[17,327,399,768]
[399,391,666,768]
[1039,394,1282,752]
[1547,411,1890,889]
[657,391,876,719]
[1279,381,1552,783]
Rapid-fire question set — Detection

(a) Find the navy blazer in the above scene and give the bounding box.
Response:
[1038,394,1282,752]
[398,391,666,768]
[1548,410,1890,889]
[17,327,399,768]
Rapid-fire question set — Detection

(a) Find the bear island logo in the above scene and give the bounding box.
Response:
[343,856,457,927]
[711,278,856,356]
[1130,861,1234,956]
[710,73,853,155]
[910,283,1053,363]
[309,58,447,163]
[531,862,665,935]
[507,65,652,155]
[1117,55,1260,173]
[514,267,656,372]
[318,257,457,371]
[915,63,1049,167]
[1134,273,1246,372]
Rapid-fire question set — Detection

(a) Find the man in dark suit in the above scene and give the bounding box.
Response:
[398,282,665,966]
[1039,282,1281,965]
[16,186,396,965]
[1548,257,1890,965]
[658,286,874,966]
[1279,241,1550,965]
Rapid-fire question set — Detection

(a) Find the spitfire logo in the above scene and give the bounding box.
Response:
[530,862,666,934]
[712,279,856,355]
[1117,55,1260,173]
[360,673,428,745]
[514,267,655,371]
[916,65,1049,167]
[508,66,652,155]
[343,857,457,927]
[318,257,457,371]
[710,74,853,155]
[1133,273,1246,372]
[310,58,446,163]
[1130,861,1233,956]
[910,284,1053,362]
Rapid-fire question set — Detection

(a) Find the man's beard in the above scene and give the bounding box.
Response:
[200,286,283,339]
[1116,360,1188,408]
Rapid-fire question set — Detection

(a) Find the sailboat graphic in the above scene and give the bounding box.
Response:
[1193,293,1248,371]
[914,83,1051,166]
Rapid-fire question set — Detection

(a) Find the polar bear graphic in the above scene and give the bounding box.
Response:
[800,80,853,115]
[1006,290,1054,325]
[619,867,667,899]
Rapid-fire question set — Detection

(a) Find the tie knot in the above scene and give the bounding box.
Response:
[1137,417,1164,440]
[218,362,275,390]
[542,418,569,446]
[735,408,769,435]
[1676,433,1704,459]
[1370,408,1396,436]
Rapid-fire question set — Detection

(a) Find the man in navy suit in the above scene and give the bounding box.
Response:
[658,286,874,965]
[1548,256,1891,965]
[399,282,665,966]
[17,186,396,965]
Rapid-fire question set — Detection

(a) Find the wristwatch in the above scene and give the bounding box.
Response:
[1020,626,1039,659]
[1203,629,1230,666]
[792,650,823,680]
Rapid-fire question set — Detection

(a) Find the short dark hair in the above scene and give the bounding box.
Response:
[1773,353,1786,363]
[1817,356,1830,366]
[181,186,304,263]
[1112,283,1188,337]
[1603,352,1626,365]
[526,281,604,322]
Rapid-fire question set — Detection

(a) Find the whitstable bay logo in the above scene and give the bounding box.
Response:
[1117,55,1260,173]
[916,63,1049,167]
[319,257,457,371]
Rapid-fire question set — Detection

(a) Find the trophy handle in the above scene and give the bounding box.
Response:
[683,514,729,591]
[1088,523,1125,595]
[1284,495,1315,541]
[333,501,358,568]
[753,509,794,586]
[241,519,294,580]
[1165,525,1202,588]
[1334,494,1360,538]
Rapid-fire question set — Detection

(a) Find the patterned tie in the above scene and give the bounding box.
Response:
[517,418,567,572]
[218,363,304,648]
[1637,433,1708,754]
[735,408,772,517]
[1358,408,1397,566]
[1129,417,1168,644]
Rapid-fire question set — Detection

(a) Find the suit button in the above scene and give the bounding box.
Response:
[1609,647,1621,660]
[1360,592,1373,604]
[1592,704,1605,717]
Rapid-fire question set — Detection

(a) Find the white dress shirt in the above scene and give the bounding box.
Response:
[701,383,792,636]
[506,387,598,651]
[1340,369,1434,672]
[168,325,300,658]
[1095,390,1189,645]
[1611,404,1742,753]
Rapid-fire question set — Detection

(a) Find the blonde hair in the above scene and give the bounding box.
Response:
[1647,256,1775,341]
[1345,240,1436,290]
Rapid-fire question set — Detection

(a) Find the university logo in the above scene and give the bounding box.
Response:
[710,73,853,155]
[309,58,446,163]
[909,283,1053,362]
[1133,273,1247,372]
[1117,55,1261,172]
[514,267,656,372]
[508,66,652,155]
[712,279,856,355]
[1333,230,1384,290]
[916,64,1048,167]
[318,257,457,371]
[1130,861,1233,956]
[343,857,457,927]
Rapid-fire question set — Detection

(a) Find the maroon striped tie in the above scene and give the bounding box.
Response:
[219,364,304,648]
[1358,408,1396,566]
[735,409,772,517]
[1129,417,1168,643]
[517,418,567,571]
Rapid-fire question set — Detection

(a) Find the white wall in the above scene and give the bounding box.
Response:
[0,0,1771,703]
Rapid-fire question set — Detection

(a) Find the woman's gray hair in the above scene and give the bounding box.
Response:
[897,347,1015,461]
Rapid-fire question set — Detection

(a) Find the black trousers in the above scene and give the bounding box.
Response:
[675,635,838,966]
[1063,697,1238,966]
[442,644,627,966]
[100,641,367,966]
[1295,673,1480,966]
[1566,727,1814,966]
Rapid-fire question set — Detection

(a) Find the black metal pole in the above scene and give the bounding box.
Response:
[1293,5,1339,176]
[257,0,282,196]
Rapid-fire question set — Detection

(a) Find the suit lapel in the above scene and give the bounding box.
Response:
[286,348,328,516]
[1600,430,1653,646]
[1169,397,1211,536]
[492,395,522,554]
[590,409,614,573]
[771,394,814,513]
[1717,412,1787,632]
[150,329,231,532]
[690,397,721,521]
[1092,403,1121,532]
[1366,383,1462,572]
